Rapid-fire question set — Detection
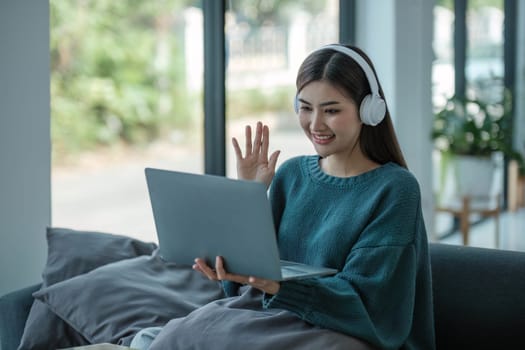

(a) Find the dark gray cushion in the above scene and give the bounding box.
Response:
[18,227,157,350]
[41,227,157,287]
[430,243,525,350]
[33,252,225,345]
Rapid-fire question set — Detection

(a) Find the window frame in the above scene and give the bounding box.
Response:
[202,0,354,176]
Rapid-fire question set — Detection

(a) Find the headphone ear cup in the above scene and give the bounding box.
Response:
[360,94,386,126]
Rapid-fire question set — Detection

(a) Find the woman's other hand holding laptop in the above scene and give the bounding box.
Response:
[193,256,280,295]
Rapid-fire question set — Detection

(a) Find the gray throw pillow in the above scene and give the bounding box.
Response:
[18,227,157,350]
[42,227,158,286]
[33,252,225,345]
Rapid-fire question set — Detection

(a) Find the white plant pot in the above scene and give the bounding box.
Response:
[453,155,496,197]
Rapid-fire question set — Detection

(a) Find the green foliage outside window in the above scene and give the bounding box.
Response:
[50,0,328,164]
[50,0,195,162]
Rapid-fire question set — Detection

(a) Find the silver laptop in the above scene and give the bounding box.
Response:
[145,167,337,281]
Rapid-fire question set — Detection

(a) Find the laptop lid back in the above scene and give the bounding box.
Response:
[145,167,283,280]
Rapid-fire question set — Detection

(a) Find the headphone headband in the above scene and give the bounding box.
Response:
[316,44,381,97]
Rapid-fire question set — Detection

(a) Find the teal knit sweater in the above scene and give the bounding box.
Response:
[227,156,436,350]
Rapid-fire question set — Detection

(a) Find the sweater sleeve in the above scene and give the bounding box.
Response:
[222,281,242,297]
[263,244,417,350]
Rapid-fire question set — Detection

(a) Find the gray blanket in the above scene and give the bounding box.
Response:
[149,287,376,350]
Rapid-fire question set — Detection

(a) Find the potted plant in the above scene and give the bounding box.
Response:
[431,89,522,198]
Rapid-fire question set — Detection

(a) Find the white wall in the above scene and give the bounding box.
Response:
[0,1,50,295]
[356,0,435,236]
[356,0,396,111]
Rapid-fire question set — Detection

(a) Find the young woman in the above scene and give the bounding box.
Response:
[132,44,436,350]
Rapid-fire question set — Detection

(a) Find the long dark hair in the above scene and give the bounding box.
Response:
[296,44,408,169]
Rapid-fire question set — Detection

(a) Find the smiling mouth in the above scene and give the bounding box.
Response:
[312,134,335,144]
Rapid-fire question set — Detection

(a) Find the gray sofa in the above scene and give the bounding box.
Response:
[1,243,525,350]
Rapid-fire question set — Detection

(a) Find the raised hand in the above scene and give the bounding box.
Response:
[231,122,280,188]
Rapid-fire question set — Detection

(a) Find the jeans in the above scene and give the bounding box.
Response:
[129,327,163,350]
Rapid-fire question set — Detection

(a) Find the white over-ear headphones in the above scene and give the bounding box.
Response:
[294,44,386,126]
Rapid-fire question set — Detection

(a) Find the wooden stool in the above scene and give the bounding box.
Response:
[508,160,525,211]
[435,195,500,247]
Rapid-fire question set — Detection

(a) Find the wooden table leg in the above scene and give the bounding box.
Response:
[495,210,500,248]
[460,196,470,245]
[508,160,518,212]
[518,176,525,207]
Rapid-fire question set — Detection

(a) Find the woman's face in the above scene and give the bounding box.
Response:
[297,80,362,161]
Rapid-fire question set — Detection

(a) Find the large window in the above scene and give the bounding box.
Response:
[432,0,505,108]
[432,3,455,108]
[51,1,340,242]
[51,1,203,242]
[431,0,508,239]
[224,1,339,176]
[466,0,504,103]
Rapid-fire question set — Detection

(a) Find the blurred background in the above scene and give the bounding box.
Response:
[3,0,525,297]
[48,0,524,245]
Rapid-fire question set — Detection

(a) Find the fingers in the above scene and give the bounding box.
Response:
[239,122,262,155]
[248,122,261,157]
[215,256,250,284]
[268,150,280,171]
[247,122,269,155]
[245,125,252,155]
[215,256,226,280]
[234,122,278,167]
[193,258,218,281]
[248,276,264,288]
[260,125,269,161]
[248,277,280,295]
[203,257,280,294]
[232,137,242,159]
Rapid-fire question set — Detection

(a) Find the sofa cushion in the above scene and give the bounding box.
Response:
[41,227,157,287]
[430,243,525,349]
[33,252,225,345]
[0,284,41,350]
[18,227,157,350]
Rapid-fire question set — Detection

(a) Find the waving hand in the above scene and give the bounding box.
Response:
[232,122,280,188]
